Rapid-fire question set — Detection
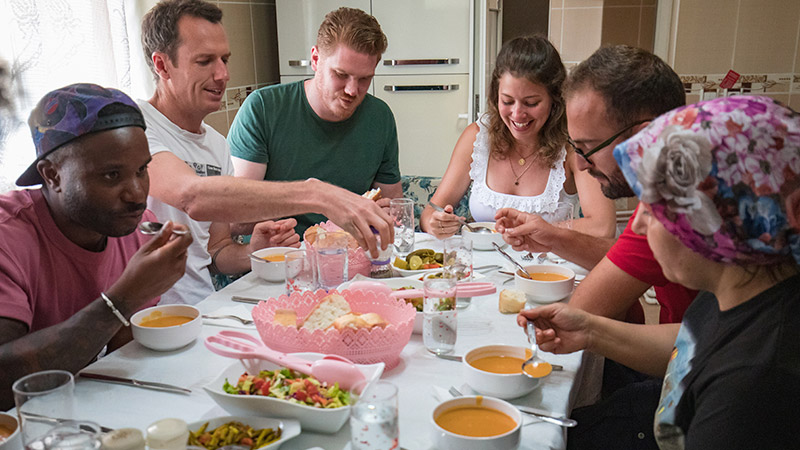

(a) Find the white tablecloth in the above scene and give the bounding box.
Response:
[67,233,594,450]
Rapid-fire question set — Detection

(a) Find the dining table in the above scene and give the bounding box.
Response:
[60,233,599,450]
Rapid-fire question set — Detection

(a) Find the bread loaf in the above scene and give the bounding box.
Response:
[273,309,297,328]
[360,312,388,329]
[362,187,382,201]
[332,312,388,331]
[498,289,527,314]
[301,293,352,331]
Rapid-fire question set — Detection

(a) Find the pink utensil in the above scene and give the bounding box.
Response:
[348,280,496,298]
[204,330,366,390]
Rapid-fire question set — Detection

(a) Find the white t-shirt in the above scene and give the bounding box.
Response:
[468,115,578,222]
[138,100,235,305]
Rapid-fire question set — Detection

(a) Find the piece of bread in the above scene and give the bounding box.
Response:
[498,289,527,314]
[301,293,352,331]
[273,309,297,328]
[332,313,369,331]
[362,187,382,201]
[360,312,388,329]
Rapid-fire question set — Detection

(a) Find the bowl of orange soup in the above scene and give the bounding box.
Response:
[514,263,575,304]
[250,247,298,282]
[0,412,22,450]
[131,304,201,351]
[463,344,550,399]
[431,395,522,450]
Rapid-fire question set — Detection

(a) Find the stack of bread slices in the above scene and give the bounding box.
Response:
[273,293,388,331]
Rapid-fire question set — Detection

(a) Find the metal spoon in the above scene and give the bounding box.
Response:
[522,321,553,379]
[491,242,531,279]
[428,202,493,234]
[202,314,254,325]
[138,221,188,235]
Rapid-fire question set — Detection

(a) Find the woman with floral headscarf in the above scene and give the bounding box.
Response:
[518,96,800,449]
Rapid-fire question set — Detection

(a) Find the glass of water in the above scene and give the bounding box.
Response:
[12,370,75,446]
[284,250,317,295]
[544,201,574,264]
[423,276,457,355]
[308,230,349,290]
[350,380,399,450]
[389,198,415,255]
[443,236,472,309]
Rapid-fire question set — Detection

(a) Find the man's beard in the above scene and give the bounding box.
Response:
[589,167,636,199]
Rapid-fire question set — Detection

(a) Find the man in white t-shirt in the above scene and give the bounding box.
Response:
[139,0,394,304]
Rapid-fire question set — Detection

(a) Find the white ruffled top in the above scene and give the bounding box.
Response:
[468,115,578,222]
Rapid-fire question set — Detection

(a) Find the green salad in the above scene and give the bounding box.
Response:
[223,368,350,409]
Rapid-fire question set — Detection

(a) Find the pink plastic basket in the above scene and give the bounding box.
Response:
[252,289,415,369]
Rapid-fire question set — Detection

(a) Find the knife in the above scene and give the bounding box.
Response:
[435,353,563,371]
[79,372,191,395]
[231,295,264,305]
[514,405,577,427]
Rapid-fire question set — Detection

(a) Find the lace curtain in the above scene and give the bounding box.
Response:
[0,0,156,192]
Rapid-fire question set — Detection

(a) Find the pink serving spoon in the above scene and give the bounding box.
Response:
[348,280,496,298]
[204,330,365,390]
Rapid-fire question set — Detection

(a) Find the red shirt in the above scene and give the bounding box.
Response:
[606,206,698,324]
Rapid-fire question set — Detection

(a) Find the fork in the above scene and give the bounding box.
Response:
[523,252,548,263]
[202,314,254,325]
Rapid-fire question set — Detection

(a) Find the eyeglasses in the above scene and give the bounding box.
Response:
[568,119,651,165]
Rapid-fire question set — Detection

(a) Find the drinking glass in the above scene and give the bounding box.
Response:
[423,277,457,355]
[349,381,399,450]
[389,198,415,255]
[284,250,317,294]
[26,421,102,450]
[12,370,75,446]
[544,201,574,264]
[443,236,472,309]
[309,230,349,290]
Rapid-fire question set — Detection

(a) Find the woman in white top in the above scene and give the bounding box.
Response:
[420,36,615,239]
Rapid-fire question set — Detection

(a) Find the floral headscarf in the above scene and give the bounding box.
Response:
[614,95,800,265]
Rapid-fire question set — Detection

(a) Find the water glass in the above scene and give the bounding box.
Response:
[309,230,349,290]
[350,381,399,450]
[389,198,415,255]
[12,370,75,446]
[544,202,574,263]
[284,250,317,294]
[423,277,457,355]
[443,236,472,309]
[25,421,102,450]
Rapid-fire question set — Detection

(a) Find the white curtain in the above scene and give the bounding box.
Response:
[0,0,156,192]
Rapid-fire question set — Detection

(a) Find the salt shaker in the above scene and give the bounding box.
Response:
[369,229,393,279]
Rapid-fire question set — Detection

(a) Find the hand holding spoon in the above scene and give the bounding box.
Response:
[138,221,189,236]
[522,320,553,378]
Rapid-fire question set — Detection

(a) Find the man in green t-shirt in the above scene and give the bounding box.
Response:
[228,7,402,237]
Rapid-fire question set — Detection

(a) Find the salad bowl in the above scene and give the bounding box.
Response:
[186,416,300,450]
[203,353,384,433]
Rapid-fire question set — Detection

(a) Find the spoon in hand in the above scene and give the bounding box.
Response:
[492,242,531,279]
[522,320,553,378]
[139,221,188,236]
[428,202,493,234]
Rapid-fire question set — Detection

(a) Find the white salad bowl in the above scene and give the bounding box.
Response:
[187,416,300,450]
[203,353,384,433]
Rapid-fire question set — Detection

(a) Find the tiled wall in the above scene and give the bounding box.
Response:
[666,0,800,110]
[203,0,279,136]
[549,0,656,66]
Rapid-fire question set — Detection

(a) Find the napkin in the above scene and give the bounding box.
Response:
[202,304,254,329]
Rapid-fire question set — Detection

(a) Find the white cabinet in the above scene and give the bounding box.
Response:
[275,0,370,77]
[373,74,470,177]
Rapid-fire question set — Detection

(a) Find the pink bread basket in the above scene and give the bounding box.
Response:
[252,289,415,369]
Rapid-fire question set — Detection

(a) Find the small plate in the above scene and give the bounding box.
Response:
[187,416,300,450]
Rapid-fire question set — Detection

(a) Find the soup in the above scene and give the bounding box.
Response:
[436,404,516,437]
[527,272,569,281]
[260,254,285,262]
[0,423,15,440]
[523,361,553,378]
[470,350,552,377]
[138,311,194,328]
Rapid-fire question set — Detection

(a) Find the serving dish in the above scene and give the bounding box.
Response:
[186,416,300,450]
[203,354,384,433]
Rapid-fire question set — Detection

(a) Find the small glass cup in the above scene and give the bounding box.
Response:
[308,230,349,290]
[12,370,75,446]
[423,276,457,355]
[26,421,102,450]
[443,236,472,309]
[389,198,415,255]
[350,381,399,450]
[284,250,317,295]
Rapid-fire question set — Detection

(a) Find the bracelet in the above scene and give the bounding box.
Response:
[208,246,226,275]
[100,292,130,327]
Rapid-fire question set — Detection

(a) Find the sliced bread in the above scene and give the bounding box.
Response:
[498,288,527,314]
[301,293,352,331]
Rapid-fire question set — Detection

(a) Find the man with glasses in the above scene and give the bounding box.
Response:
[496,46,695,449]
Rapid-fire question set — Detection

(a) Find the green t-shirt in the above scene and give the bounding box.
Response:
[227,80,401,236]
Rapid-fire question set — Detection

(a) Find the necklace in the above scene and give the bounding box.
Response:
[514,148,538,166]
[509,156,536,186]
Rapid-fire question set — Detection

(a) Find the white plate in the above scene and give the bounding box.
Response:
[203,353,384,433]
[187,416,300,450]
[392,266,442,277]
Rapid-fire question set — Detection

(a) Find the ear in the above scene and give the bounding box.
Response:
[151,51,171,81]
[785,189,800,230]
[310,46,320,72]
[36,159,62,193]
